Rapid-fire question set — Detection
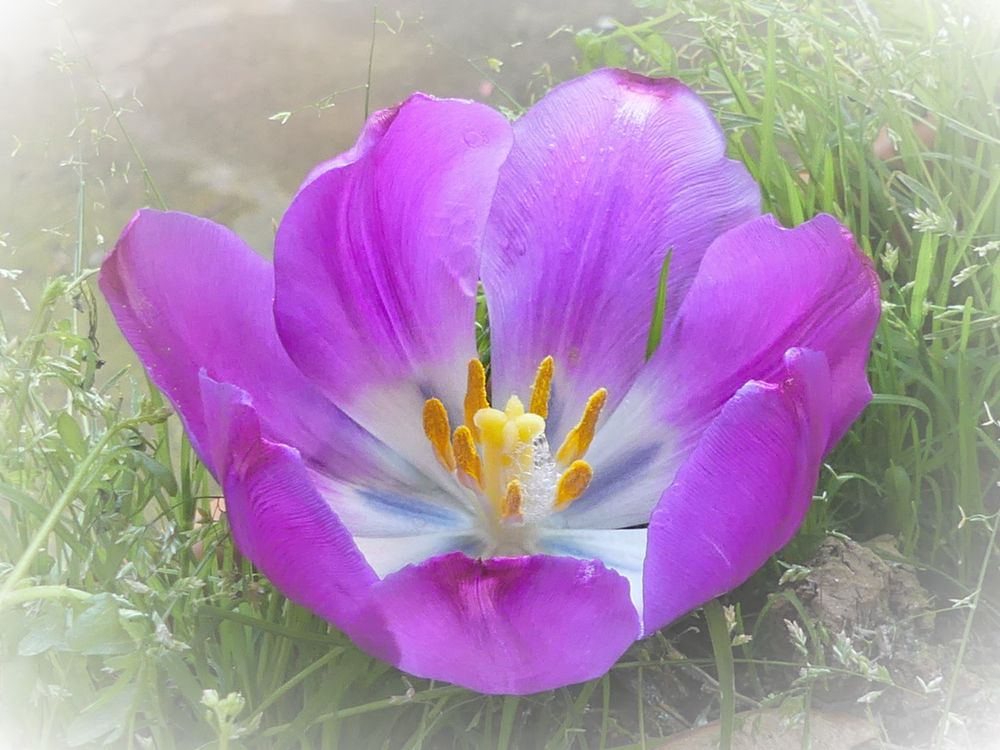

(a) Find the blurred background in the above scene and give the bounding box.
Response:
[0,0,629,365]
[1,0,997,362]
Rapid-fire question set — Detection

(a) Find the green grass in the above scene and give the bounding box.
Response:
[2,0,999,747]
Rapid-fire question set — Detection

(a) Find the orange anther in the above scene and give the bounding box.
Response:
[453,425,482,488]
[422,398,455,472]
[555,460,594,508]
[464,358,489,436]
[529,356,554,419]
[555,388,608,465]
[501,479,524,522]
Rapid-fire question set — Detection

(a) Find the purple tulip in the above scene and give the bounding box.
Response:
[100,69,880,694]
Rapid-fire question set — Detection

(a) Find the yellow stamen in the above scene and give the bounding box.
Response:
[529,356,554,418]
[452,425,482,488]
[422,398,455,472]
[421,357,612,526]
[464,358,489,436]
[555,388,608,465]
[555,460,594,508]
[501,479,524,521]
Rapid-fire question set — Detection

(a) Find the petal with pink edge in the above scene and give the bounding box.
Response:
[642,348,832,633]
[351,552,640,694]
[482,68,760,442]
[654,213,879,450]
[274,95,512,483]
[559,213,879,530]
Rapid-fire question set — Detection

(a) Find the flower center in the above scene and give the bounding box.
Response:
[422,357,607,553]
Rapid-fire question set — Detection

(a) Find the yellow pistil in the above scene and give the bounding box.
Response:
[528,355,554,418]
[473,395,545,514]
[555,388,608,466]
[452,425,482,489]
[501,479,524,522]
[555,460,594,508]
[463,358,489,437]
[422,398,455,472]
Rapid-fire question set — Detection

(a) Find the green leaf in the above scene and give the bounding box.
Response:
[56,412,87,457]
[132,450,179,495]
[65,594,136,656]
[645,249,673,360]
[66,681,136,747]
[640,33,674,71]
[909,231,938,330]
[17,603,68,656]
[705,599,736,750]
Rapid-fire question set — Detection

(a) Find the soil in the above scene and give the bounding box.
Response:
[761,535,1000,748]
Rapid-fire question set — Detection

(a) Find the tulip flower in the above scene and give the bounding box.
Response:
[101,69,879,694]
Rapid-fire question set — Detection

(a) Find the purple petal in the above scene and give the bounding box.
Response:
[99,209,382,481]
[199,375,378,629]
[274,95,512,478]
[301,104,400,188]
[654,213,880,450]
[350,552,640,694]
[482,68,760,440]
[561,213,880,530]
[642,349,832,633]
